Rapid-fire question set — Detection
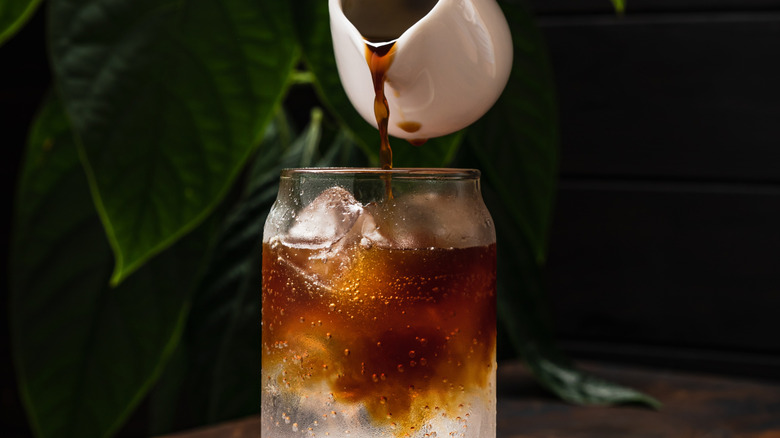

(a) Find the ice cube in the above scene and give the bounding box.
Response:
[285,186,364,249]
[279,187,371,289]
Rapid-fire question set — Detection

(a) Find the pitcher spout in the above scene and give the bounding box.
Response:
[330,0,513,140]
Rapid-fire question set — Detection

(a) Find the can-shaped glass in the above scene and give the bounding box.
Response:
[261,168,497,437]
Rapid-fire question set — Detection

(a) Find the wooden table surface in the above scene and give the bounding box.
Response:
[160,361,780,437]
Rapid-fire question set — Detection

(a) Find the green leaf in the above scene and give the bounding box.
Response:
[292,0,380,164]
[531,350,661,408]
[11,96,217,438]
[0,0,42,46]
[48,0,300,285]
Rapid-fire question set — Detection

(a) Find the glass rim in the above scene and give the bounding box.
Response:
[280,167,481,180]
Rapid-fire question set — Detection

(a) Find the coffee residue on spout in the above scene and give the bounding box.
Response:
[397,121,421,133]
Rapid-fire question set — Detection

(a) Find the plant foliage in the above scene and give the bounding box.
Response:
[10,0,654,436]
[0,0,42,46]
[49,0,300,285]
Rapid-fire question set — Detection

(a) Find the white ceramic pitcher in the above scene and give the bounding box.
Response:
[330,0,513,141]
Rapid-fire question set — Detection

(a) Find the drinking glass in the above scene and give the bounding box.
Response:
[261,168,496,437]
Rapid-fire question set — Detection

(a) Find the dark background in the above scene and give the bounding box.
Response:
[2,0,779,435]
[2,6,50,437]
[538,0,780,380]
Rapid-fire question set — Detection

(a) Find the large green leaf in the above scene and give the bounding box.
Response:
[0,0,42,46]
[10,96,216,438]
[48,0,300,285]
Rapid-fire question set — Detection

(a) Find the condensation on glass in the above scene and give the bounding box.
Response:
[261,168,497,438]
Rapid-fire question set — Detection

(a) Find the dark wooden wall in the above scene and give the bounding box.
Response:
[535,0,780,379]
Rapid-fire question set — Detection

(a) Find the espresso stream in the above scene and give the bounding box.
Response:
[365,41,396,170]
[366,39,430,170]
